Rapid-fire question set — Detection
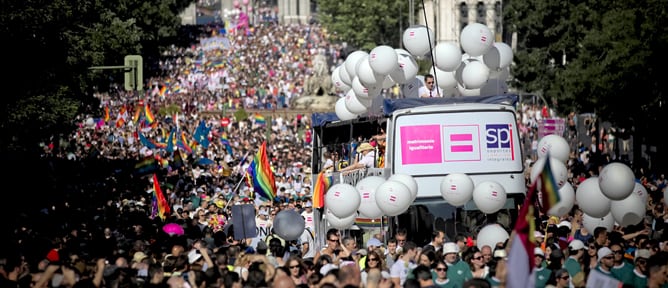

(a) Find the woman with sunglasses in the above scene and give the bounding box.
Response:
[285,255,308,285]
[545,268,571,288]
[433,259,457,288]
[464,247,488,279]
[361,251,390,286]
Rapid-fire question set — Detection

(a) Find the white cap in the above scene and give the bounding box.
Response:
[597,247,613,262]
[442,242,458,255]
[568,239,587,251]
[558,221,572,230]
[534,247,545,257]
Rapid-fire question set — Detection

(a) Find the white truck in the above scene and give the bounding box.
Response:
[310,94,526,246]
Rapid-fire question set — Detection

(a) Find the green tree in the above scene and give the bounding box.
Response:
[317,0,417,51]
[0,0,192,154]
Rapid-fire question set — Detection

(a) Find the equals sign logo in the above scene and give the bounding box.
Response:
[450,184,457,191]
[362,192,370,199]
[389,195,397,202]
[334,191,341,197]
[491,191,498,197]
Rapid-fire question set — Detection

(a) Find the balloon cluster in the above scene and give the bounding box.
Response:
[323,174,418,229]
[439,173,508,214]
[534,134,645,232]
[332,24,514,121]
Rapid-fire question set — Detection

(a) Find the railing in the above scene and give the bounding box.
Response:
[332,167,387,187]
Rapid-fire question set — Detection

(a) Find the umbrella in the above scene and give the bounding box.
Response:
[197,157,216,166]
[162,223,185,236]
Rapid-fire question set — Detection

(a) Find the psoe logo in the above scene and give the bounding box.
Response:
[486,124,512,149]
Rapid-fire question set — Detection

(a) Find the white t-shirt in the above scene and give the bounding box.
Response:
[359,150,376,168]
[390,258,416,286]
[299,228,316,259]
[301,210,315,230]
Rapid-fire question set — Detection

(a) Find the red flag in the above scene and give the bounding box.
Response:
[151,174,171,221]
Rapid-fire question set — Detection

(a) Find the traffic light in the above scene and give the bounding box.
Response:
[124,55,143,91]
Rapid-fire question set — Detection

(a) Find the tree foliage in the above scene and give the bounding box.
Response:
[0,0,193,153]
[505,0,668,127]
[317,0,417,51]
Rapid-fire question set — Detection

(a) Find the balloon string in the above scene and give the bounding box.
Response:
[420,0,438,90]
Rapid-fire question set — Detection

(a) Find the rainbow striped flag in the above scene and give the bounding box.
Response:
[313,170,332,208]
[220,133,233,155]
[134,156,159,176]
[538,155,561,213]
[144,104,155,124]
[355,217,388,228]
[150,174,171,220]
[246,141,276,201]
[159,86,167,97]
[254,113,266,126]
[104,106,110,122]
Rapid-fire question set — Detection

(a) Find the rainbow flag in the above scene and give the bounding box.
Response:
[313,170,332,208]
[159,86,167,97]
[538,155,561,213]
[150,174,171,220]
[144,104,155,124]
[135,156,159,176]
[506,174,539,288]
[220,133,233,155]
[104,106,110,122]
[355,217,388,228]
[254,113,266,126]
[246,141,276,201]
[132,105,141,124]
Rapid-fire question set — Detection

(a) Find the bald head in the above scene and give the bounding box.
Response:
[272,274,296,288]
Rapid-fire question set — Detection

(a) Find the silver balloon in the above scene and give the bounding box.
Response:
[272,210,305,241]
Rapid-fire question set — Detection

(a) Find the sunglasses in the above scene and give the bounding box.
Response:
[328,238,339,242]
[560,275,570,280]
[603,256,614,260]
[473,256,483,260]
[368,258,378,261]
[426,81,434,84]
[637,259,647,265]
[290,265,300,269]
[436,268,447,272]
[611,250,624,255]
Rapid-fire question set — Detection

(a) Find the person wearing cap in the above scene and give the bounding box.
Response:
[610,242,634,285]
[595,247,616,276]
[442,242,472,287]
[630,249,650,287]
[339,142,375,173]
[564,239,586,277]
[533,247,552,288]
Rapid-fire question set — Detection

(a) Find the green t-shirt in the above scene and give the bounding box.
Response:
[534,267,552,288]
[611,262,634,285]
[630,270,647,288]
[446,260,472,288]
[434,278,460,288]
[564,257,581,277]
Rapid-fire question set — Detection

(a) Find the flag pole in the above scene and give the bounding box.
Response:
[223,170,250,212]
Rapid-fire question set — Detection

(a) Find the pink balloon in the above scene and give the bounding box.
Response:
[242,0,249,5]
[233,0,240,8]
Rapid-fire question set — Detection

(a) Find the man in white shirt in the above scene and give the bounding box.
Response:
[418,74,444,98]
[390,241,418,287]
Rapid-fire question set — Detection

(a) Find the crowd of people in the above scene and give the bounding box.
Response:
[2,13,668,288]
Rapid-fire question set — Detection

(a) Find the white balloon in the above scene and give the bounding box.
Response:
[331,66,352,93]
[335,97,357,121]
[460,23,494,57]
[344,88,371,115]
[381,75,396,89]
[339,63,353,86]
[455,58,481,87]
[326,183,361,218]
[530,157,569,189]
[476,224,510,250]
[547,182,575,217]
[434,42,463,72]
[575,177,611,218]
[598,162,635,200]
[610,192,645,227]
[462,60,490,89]
[344,50,368,80]
[375,180,412,216]
[537,135,571,163]
[389,50,419,84]
[440,173,475,206]
[582,212,614,233]
[456,83,481,97]
[369,45,399,75]
[356,56,384,87]
[273,210,306,240]
[473,181,507,214]
[632,182,649,204]
[326,210,357,229]
[429,66,458,90]
[85,118,96,127]
[483,42,514,71]
[356,176,387,219]
[403,25,436,57]
[351,76,381,100]
[388,174,418,202]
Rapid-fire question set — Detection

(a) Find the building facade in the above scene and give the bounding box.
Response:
[419,0,503,44]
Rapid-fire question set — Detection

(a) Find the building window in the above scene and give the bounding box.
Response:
[459,3,468,31]
[476,2,486,24]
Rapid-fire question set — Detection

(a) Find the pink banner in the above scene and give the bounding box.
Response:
[400,125,442,164]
